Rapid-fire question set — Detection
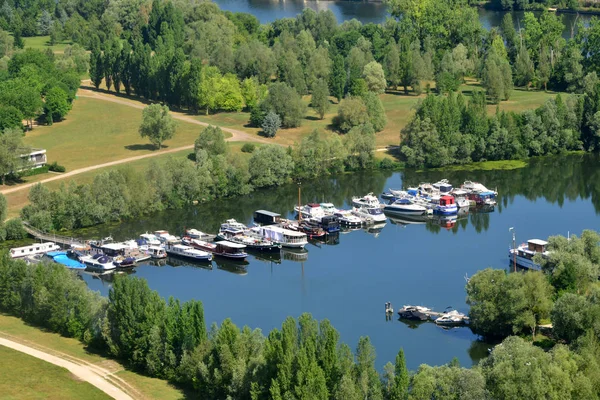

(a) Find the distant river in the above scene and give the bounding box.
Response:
[213,0,592,37]
[78,153,600,370]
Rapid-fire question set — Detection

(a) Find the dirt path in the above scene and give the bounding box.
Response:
[0,336,135,400]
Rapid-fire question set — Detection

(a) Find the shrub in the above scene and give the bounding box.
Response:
[19,165,49,177]
[261,111,281,138]
[4,218,27,240]
[241,143,256,153]
[48,161,66,172]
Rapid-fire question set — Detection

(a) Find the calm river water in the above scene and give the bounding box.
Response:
[77,153,600,370]
[213,0,592,35]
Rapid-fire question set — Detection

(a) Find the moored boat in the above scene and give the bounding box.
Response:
[250,225,308,249]
[333,210,363,227]
[432,179,453,194]
[166,243,213,261]
[147,245,167,259]
[434,310,468,326]
[508,239,549,270]
[461,180,497,195]
[217,219,281,252]
[9,242,61,259]
[433,195,458,215]
[45,251,86,269]
[352,193,381,208]
[451,189,471,208]
[154,230,180,244]
[80,253,116,270]
[383,198,428,216]
[397,305,431,321]
[352,204,387,223]
[184,237,248,260]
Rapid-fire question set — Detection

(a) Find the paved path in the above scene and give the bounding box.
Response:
[0,336,134,400]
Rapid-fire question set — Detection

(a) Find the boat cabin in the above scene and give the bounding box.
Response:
[432,179,453,193]
[100,243,128,257]
[321,215,340,232]
[439,195,455,206]
[320,203,336,214]
[254,210,281,225]
[215,241,247,256]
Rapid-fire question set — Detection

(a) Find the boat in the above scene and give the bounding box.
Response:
[461,180,497,195]
[283,220,327,239]
[451,189,471,208]
[383,198,428,216]
[80,253,116,270]
[184,237,248,260]
[217,219,281,252]
[434,310,468,326]
[319,215,341,233]
[508,239,549,270]
[433,195,458,215]
[352,205,387,223]
[113,255,137,268]
[44,251,86,269]
[296,204,341,233]
[352,193,381,208]
[147,245,167,259]
[320,203,338,215]
[154,230,180,244]
[250,225,308,248]
[397,305,431,321]
[185,229,216,241]
[432,179,453,194]
[333,210,363,227]
[139,233,161,246]
[295,203,325,220]
[9,242,61,259]
[254,210,282,225]
[166,243,213,261]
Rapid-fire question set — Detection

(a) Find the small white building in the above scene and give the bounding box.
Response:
[20,148,47,169]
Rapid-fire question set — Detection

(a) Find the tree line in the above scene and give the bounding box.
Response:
[2,248,600,398]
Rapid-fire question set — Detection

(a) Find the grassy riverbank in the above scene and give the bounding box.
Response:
[0,314,190,400]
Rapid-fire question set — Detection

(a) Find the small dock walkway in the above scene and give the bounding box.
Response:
[22,222,86,247]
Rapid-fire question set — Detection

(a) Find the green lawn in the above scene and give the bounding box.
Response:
[0,345,111,400]
[0,314,188,400]
[22,97,206,171]
[22,35,72,54]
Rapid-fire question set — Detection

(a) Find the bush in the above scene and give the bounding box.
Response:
[48,162,66,172]
[4,218,27,240]
[18,165,49,177]
[378,157,401,170]
[249,106,266,127]
[241,143,256,153]
[261,111,281,138]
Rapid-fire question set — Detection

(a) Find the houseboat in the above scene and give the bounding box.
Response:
[9,242,61,259]
[254,210,282,225]
[250,225,308,248]
[166,244,213,262]
[467,191,497,207]
[509,239,549,270]
[139,233,161,246]
[283,220,327,239]
[383,198,428,216]
[184,237,248,260]
[295,204,341,233]
[295,203,325,220]
[217,219,281,252]
[433,195,458,215]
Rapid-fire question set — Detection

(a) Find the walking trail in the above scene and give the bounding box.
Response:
[0,335,137,400]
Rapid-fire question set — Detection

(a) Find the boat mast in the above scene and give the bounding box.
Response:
[298,181,302,221]
[509,227,516,272]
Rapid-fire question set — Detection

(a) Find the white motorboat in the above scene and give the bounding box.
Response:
[435,310,468,326]
[462,181,497,195]
[295,203,326,220]
[147,245,167,259]
[218,219,282,252]
[139,233,161,246]
[352,205,387,223]
[508,239,549,271]
[166,244,213,261]
[250,225,308,248]
[319,203,338,215]
[383,198,428,216]
[451,189,471,208]
[185,229,215,241]
[433,195,458,215]
[80,253,116,270]
[333,210,363,227]
[9,242,61,259]
[432,179,453,194]
[352,193,381,208]
[154,230,180,244]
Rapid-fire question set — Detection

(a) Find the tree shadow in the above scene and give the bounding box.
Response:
[124,144,164,151]
[305,115,322,121]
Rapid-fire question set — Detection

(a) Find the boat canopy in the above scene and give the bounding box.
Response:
[439,195,455,205]
[479,191,495,197]
[528,239,548,246]
[101,243,128,251]
[217,241,246,249]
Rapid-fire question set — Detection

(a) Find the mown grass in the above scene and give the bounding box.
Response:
[22,97,206,171]
[431,159,528,172]
[0,345,111,399]
[22,35,72,54]
[0,314,188,400]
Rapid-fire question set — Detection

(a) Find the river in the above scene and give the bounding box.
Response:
[76,153,600,370]
[213,0,591,37]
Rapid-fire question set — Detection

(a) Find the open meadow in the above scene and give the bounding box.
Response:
[22,35,73,54]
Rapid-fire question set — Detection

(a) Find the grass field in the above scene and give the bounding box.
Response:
[0,314,188,400]
[22,97,208,171]
[22,35,73,54]
[0,345,111,400]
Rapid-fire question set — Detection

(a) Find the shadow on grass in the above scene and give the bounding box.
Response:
[124,144,164,151]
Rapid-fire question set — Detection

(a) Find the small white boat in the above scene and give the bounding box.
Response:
[333,210,363,227]
[147,245,167,259]
[432,179,453,194]
[80,253,116,270]
[509,239,549,270]
[139,233,161,246]
[461,181,497,195]
[451,189,471,208]
[435,310,468,326]
[319,203,338,215]
[9,242,61,259]
[166,244,212,261]
[352,205,387,223]
[154,230,180,244]
[352,193,381,208]
[383,198,428,216]
[295,203,326,220]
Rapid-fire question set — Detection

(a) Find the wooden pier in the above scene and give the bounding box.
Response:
[22,222,87,247]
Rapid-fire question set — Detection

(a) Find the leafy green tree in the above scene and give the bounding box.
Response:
[362,91,387,132]
[44,87,70,125]
[0,105,23,131]
[335,96,368,133]
[383,41,401,89]
[537,45,552,91]
[483,54,512,104]
[363,61,386,94]
[261,82,307,128]
[311,78,330,119]
[559,42,584,93]
[330,54,346,102]
[0,29,13,58]
[216,73,244,112]
[139,104,177,149]
[195,125,227,157]
[249,145,294,187]
[261,111,281,138]
[409,363,486,400]
[89,44,104,90]
[515,45,535,88]
[4,218,26,240]
[389,348,408,400]
[354,336,382,400]
[344,123,375,170]
[551,293,589,343]
[241,77,266,110]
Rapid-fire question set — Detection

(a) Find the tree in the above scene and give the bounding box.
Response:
[44,87,70,125]
[483,54,512,104]
[362,61,386,94]
[330,54,346,102]
[335,97,368,133]
[311,78,330,119]
[89,45,104,90]
[537,46,551,91]
[0,128,28,179]
[216,73,244,112]
[383,41,401,89]
[515,45,535,88]
[389,348,408,400]
[139,104,177,149]
[0,29,13,58]
[261,82,307,128]
[195,125,227,157]
[0,105,23,131]
[261,111,281,138]
[344,123,376,170]
[249,145,294,187]
[37,10,53,36]
[362,92,387,132]
[198,66,222,115]
[551,293,589,343]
